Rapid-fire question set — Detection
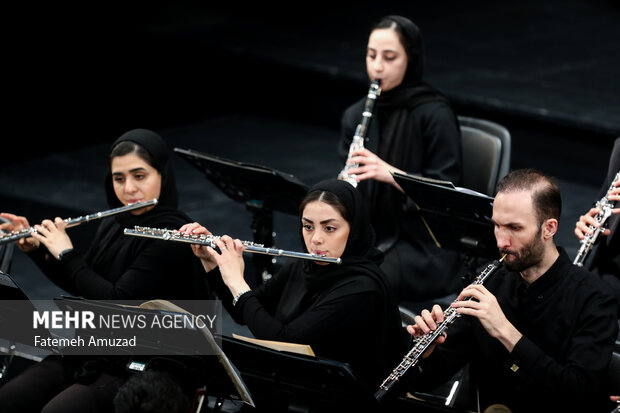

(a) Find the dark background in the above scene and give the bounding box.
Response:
[1,2,619,409]
[1,0,619,295]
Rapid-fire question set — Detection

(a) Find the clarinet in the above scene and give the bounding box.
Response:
[337,79,381,187]
[374,254,507,402]
[0,199,158,246]
[123,226,342,264]
[573,171,620,267]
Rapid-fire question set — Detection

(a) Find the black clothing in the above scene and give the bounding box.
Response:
[28,127,208,303]
[589,137,620,315]
[211,179,408,389]
[339,16,464,304]
[28,207,207,303]
[340,98,464,303]
[407,248,619,413]
[0,129,208,413]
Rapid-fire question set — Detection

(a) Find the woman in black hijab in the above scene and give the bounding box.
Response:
[182,179,408,392]
[0,129,208,412]
[339,15,465,309]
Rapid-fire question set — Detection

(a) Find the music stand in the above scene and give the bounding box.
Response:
[174,147,309,282]
[0,271,57,385]
[393,172,498,279]
[53,296,255,408]
[217,334,380,412]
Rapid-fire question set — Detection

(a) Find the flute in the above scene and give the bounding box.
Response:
[374,254,507,402]
[573,171,620,267]
[123,226,343,264]
[0,199,158,245]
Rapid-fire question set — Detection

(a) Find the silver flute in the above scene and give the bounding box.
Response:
[123,226,342,264]
[337,79,381,187]
[374,254,507,402]
[573,171,620,267]
[0,199,158,246]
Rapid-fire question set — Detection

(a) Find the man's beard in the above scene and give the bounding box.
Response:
[500,228,545,272]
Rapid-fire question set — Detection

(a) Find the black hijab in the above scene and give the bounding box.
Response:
[279,179,406,383]
[277,179,402,338]
[88,129,190,271]
[104,128,178,209]
[364,15,453,250]
[299,179,382,291]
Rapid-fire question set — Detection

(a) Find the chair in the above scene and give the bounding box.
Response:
[457,116,512,197]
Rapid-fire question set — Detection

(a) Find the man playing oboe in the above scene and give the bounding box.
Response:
[404,168,618,413]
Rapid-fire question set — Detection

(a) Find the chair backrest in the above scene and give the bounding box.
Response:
[458,116,512,197]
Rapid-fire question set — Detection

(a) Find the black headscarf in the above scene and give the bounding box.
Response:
[299,179,383,291]
[89,129,190,271]
[278,179,401,330]
[364,15,454,250]
[104,128,178,209]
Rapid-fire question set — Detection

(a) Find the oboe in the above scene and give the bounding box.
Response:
[123,226,342,264]
[573,171,620,267]
[337,79,381,187]
[0,199,158,246]
[374,254,507,402]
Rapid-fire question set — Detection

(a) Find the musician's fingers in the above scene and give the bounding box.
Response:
[205,246,220,261]
[232,239,246,252]
[0,213,29,229]
[192,224,212,236]
[179,222,198,233]
[431,304,444,323]
[54,217,67,230]
[574,223,586,239]
[212,238,227,253]
[584,208,601,222]
[220,235,234,250]
[420,309,437,331]
[406,324,423,338]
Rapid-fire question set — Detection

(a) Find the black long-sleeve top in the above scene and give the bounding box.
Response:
[28,211,209,303]
[406,247,619,413]
[339,99,465,302]
[210,260,408,389]
[340,99,462,186]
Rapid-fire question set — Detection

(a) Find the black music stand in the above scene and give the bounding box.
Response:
[217,334,380,412]
[52,296,255,409]
[174,147,309,283]
[0,271,56,385]
[393,172,498,280]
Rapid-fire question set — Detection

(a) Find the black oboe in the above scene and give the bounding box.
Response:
[337,79,381,187]
[374,254,506,402]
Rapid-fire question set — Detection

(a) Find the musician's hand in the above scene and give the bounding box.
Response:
[406,304,446,358]
[575,183,620,239]
[31,218,73,259]
[610,395,620,403]
[0,212,40,252]
[179,222,219,272]
[347,148,405,191]
[451,285,522,352]
[207,235,250,296]
[575,207,610,239]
